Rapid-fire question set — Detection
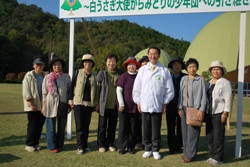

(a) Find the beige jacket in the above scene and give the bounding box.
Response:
[42,73,71,118]
[22,71,45,111]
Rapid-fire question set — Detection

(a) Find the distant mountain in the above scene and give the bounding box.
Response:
[0,0,190,73]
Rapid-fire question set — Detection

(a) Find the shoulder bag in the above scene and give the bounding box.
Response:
[186,77,203,127]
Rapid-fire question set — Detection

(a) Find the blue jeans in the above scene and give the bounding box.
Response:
[46,116,67,150]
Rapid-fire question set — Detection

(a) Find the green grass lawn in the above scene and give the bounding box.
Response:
[0,83,250,166]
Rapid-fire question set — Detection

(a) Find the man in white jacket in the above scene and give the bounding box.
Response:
[133,47,174,160]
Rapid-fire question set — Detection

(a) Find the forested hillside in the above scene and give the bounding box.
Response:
[0,0,190,73]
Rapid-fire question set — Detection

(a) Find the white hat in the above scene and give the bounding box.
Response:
[81,54,95,67]
[208,60,226,75]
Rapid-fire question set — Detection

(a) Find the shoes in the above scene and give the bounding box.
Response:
[169,150,175,154]
[181,155,185,159]
[109,146,116,152]
[142,151,152,158]
[99,147,105,153]
[206,158,214,163]
[50,149,59,153]
[77,149,84,154]
[135,143,144,149]
[25,146,36,152]
[119,149,126,155]
[84,147,91,152]
[128,149,135,154]
[35,145,41,151]
[182,156,191,163]
[209,159,223,165]
[57,148,62,152]
[153,152,161,160]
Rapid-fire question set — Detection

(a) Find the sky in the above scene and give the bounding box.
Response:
[17,0,222,42]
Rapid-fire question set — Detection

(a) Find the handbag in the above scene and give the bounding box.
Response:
[185,77,203,127]
[55,79,70,117]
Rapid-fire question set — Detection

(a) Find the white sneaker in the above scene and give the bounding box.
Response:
[99,148,105,153]
[77,149,84,154]
[210,159,223,165]
[85,147,91,152]
[153,152,161,160]
[142,151,152,158]
[109,146,116,152]
[25,146,35,152]
[206,158,214,163]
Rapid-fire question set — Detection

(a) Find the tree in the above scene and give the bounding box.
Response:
[61,0,82,15]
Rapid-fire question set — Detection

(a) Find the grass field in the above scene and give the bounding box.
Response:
[0,83,250,167]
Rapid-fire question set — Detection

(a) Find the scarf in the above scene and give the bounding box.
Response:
[48,71,63,94]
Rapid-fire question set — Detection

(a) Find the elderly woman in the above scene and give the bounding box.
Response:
[96,53,123,153]
[205,60,232,165]
[42,56,71,153]
[178,58,207,163]
[116,57,140,155]
[22,56,46,152]
[69,54,99,155]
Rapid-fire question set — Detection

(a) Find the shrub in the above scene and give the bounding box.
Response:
[17,72,26,83]
[0,72,5,83]
[5,73,17,83]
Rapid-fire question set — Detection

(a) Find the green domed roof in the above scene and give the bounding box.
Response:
[185,12,250,74]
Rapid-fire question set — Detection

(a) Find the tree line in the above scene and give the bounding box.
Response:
[0,0,190,75]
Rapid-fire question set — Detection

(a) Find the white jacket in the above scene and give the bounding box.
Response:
[133,62,174,113]
[207,77,232,114]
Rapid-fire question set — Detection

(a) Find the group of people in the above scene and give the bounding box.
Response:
[22,46,232,165]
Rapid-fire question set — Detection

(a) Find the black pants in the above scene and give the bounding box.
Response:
[142,112,162,152]
[74,105,93,149]
[206,113,226,162]
[98,108,118,148]
[118,112,138,150]
[136,114,143,144]
[166,102,182,152]
[26,111,45,146]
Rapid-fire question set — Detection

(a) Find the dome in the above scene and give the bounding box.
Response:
[184,12,250,75]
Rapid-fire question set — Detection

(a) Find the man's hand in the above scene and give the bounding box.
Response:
[162,104,167,114]
[137,104,141,113]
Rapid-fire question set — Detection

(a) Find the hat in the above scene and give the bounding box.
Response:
[33,57,45,65]
[208,60,227,75]
[49,56,65,71]
[81,54,95,67]
[168,56,185,69]
[138,56,149,65]
[122,57,140,70]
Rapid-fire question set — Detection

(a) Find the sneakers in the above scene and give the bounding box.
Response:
[99,148,105,153]
[142,151,152,158]
[25,146,36,152]
[153,152,161,160]
[109,146,116,152]
[77,149,84,154]
[209,159,223,165]
[206,158,214,163]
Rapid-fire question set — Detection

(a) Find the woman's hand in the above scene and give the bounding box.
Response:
[94,104,99,113]
[221,112,228,123]
[178,109,183,117]
[198,111,205,121]
[118,106,124,112]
